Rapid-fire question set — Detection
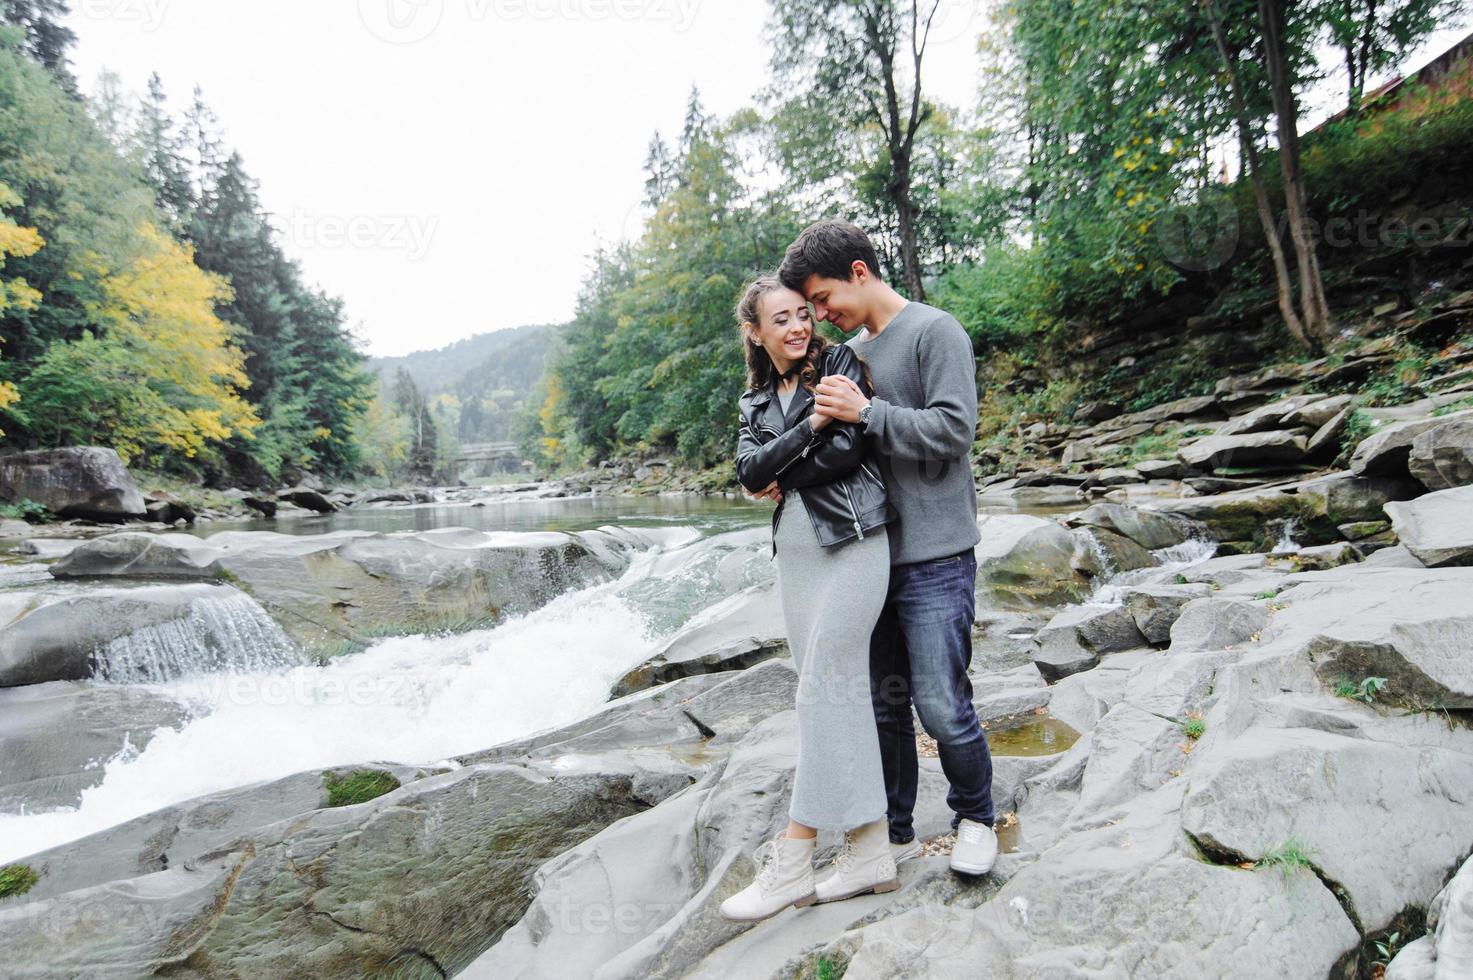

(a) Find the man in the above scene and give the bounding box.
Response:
[776,218,997,881]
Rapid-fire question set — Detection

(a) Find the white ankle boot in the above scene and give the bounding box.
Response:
[815,818,900,903]
[719,835,817,921]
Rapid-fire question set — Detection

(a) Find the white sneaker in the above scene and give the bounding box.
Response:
[891,838,923,864]
[815,818,901,903]
[719,835,817,921]
[949,819,998,876]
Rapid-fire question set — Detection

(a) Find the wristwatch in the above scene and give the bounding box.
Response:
[858,402,873,428]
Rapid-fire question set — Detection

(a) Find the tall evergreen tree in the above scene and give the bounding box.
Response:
[1,0,76,93]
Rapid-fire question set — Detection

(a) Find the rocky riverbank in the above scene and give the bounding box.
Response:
[2,355,1472,977]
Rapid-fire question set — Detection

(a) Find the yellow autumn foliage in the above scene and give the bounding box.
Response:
[77,222,261,458]
[0,181,45,436]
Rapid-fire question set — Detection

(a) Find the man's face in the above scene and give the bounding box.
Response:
[801,270,867,333]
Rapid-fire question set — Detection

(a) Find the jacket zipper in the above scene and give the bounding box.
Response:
[773,431,819,477]
[840,480,864,540]
[860,461,883,490]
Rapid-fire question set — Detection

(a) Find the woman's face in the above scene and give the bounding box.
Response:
[750,287,813,374]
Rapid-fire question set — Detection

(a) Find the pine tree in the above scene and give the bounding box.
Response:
[1,0,77,93]
[131,73,197,229]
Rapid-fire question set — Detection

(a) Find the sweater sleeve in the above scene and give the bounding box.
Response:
[865,313,978,461]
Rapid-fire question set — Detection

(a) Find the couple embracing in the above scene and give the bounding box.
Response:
[721,219,996,922]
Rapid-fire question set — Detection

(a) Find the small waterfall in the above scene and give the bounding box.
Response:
[93,590,305,684]
[1077,528,1117,581]
[1269,519,1301,554]
[1089,535,1219,604]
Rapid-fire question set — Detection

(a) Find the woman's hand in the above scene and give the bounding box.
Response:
[808,411,833,432]
[746,480,783,504]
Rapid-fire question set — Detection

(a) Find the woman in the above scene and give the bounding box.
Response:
[720,276,898,922]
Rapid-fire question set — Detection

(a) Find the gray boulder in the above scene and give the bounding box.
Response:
[0,582,296,687]
[0,447,147,520]
[610,583,787,699]
[827,786,1358,979]
[1351,408,1473,477]
[1182,725,1473,935]
[1177,430,1308,471]
[1134,458,1188,481]
[1386,486,1473,567]
[1070,527,1155,578]
[975,515,1089,608]
[0,762,661,976]
[1280,394,1354,430]
[1215,394,1325,436]
[1384,854,1473,979]
[276,485,338,512]
[0,681,190,812]
[1122,583,1214,645]
[1072,502,1208,550]
[49,526,637,656]
[1168,597,1268,651]
[1032,605,1147,683]
[1306,407,1352,459]
[1408,416,1473,491]
[1288,567,1473,708]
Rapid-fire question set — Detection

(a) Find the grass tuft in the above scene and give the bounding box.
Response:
[0,864,39,900]
[324,769,401,808]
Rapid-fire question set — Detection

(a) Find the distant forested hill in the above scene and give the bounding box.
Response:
[367,323,553,446]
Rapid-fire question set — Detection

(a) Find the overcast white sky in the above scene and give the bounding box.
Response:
[65,2,1466,358]
[66,0,993,357]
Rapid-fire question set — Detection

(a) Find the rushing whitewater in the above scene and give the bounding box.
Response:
[0,524,774,863]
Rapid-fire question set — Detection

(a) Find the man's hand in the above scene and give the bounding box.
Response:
[746,480,782,504]
[813,374,869,424]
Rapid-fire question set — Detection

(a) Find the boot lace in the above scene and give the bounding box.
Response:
[754,838,781,893]
[833,830,859,873]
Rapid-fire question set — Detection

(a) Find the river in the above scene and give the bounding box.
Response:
[0,494,776,862]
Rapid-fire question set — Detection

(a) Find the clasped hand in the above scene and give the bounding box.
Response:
[744,374,869,506]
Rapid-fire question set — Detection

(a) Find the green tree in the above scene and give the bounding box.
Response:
[0,0,75,93]
[766,0,956,298]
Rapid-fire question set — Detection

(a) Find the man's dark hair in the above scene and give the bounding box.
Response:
[777,219,883,291]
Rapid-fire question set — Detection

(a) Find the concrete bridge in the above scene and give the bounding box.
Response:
[454,441,522,463]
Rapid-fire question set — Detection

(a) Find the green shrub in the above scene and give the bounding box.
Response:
[0,498,48,522]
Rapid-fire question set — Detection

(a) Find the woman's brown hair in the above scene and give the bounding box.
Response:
[735,276,831,393]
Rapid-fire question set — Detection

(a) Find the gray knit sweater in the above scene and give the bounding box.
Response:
[846,301,981,565]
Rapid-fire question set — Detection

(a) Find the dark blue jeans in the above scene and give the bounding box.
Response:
[868,549,995,842]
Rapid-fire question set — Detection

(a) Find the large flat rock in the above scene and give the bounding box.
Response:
[47,526,639,656]
[1177,430,1308,471]
[1386,485,1473,567]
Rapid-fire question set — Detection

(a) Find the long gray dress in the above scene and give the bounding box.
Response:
[772,387,891,829]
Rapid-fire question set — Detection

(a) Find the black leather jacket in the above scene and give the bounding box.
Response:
[736,343,894,556]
